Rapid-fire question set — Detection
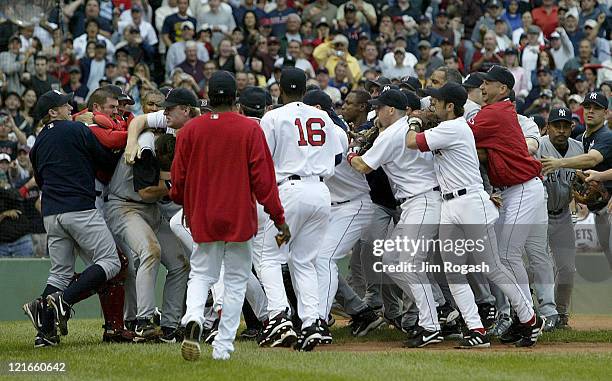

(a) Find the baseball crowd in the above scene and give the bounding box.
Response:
[1,0,611,362]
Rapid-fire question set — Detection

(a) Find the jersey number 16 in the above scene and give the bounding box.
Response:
[295,118,326,146]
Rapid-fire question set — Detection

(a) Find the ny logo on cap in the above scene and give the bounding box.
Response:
[558,109,566,116]
[382,85,391,92]
[53,90,62,95]
[590,93,597,100]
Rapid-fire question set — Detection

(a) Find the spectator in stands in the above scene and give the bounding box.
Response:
[1,99,27,147]
[214,38,245,74]
[161,0,198,46]
[337,1,377,29]
[118,4,159,47]
[563,39,600,77]
[359,41,386,74]
[268,0,296,37]
[336,3,370,56]
[68,0,114,39]
[0,36,26,95]
[63,67,90,111]
[417,40,444,76]
[383,47,416,80]
[114,25,156,66]
[550,27,575,70]
[579,0,606,28]
[471,0,511,48]
[574,74,590,98]
[277,40,315,78]
[563,9,584,53]
[73,18,115,61]
[234,0,267,24]
[432,11,455,44]
[21,55,60,98]
[526,69,556,107]
[329,61,353,100]
[493,18,512,52]
[241,10,260,44]
[532,0,559,38]
[410,16,443,53]
[119,0,154,25]
[19,90,37,134]
[583,19,610,63]
[81,40,110,97]
[503,0,522,32]
[521,25,544,74]
[313,34,361,87]
[279,14,303,56]
[246,56,267,87]
[176,41,207,84]
[166,21,210,79]
[302,0,338,26]
[316,68,341,104]
[532,50,564,86]
[512,11,545,46]
[198,0,236,48]
[0,181,34,257]
[504,48,531,98]
[471,30,504,72]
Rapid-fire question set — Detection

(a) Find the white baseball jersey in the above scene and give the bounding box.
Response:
[518,114,541,150]
[361,116,438,199]
[463,98,481,121]
[421,117,484,194]
[539,136,583,211]
[325,125,370,203]
[260,102,343,182]
[146,110,176,134]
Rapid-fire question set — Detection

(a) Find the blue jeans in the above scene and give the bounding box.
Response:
[0,235,34,257]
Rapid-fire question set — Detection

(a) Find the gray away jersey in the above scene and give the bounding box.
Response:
[539,136,583,211]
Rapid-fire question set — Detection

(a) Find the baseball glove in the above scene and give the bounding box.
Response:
[409,109,439,131]
[155,134,176,172]
[348,125,379,155]
[572,170,610,207]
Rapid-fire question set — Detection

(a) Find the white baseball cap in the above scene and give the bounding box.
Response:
[0,153,11,162]
[568,94,584,104]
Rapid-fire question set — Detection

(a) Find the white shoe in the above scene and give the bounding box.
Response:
[212,348,230,361]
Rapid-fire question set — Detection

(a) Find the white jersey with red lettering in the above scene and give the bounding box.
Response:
[260,102,343,182]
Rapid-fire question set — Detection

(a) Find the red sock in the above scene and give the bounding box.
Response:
[527,314,536,326]
[474,328,486,335]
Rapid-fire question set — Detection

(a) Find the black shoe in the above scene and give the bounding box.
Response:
[490,313,513,338]
[239,327,261,341]
[102,325,136,343]
[437,303,460,326]
[499,317,523,344]
[515,315,544,347]
[125,319,137,331]
[327,314,335,327]
[159,326,184,343]
[350,308,385,337]
[556,314,570,329]
[34,333,60,348]
[46,292,71,336]
[258,310,297,348]
[477,303,497,330]
[203,319,219,344]
[542,315,559,332]
[318,319,332,345]
[441,321,463,340]
[294,323,322,352]
[403,326,443,348]
[181,321,202,361]
[134,317,161,342]
[383,314,406,333]
[457,330,490,349]
[23,298,44,333]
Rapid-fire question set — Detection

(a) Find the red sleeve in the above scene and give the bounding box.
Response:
[169,126,188,205]
[248,125,285,226]
[468,108,496,144]
[415,132,430,152]
[89,126,128,149]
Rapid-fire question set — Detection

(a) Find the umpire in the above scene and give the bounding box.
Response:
[23,91,121,347]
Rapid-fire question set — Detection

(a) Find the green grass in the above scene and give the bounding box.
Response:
[1,320,611,381]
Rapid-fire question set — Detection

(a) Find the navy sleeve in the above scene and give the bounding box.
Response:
[133,149,160,192]
[591,132,612,161]
[81,124,118,172]
[161,15,173,35]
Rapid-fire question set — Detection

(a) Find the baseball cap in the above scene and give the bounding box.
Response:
[585,19,598,29]
[550,31,561,39]
[401,89,422,111]
[537,68,551,75]
[366,76,392,90]
[437,10,449,18]
[102,84,135,105]
[208,70,237,97]
[17,144,30,154]
[34,90,73,119]
[332,35,349,47]
[0,153,10,162]
[68,66,81,74]
[131,4,142,12]
[527,25,541,34]
[303,89,333,111]
[345,3,357,12]
[582,91,608,109]
[368,88,409,110]
[95,40,106,49]
[239,86,267,110]
[548,107,573,123]
[181,21,195,30]
[417,40,431,49]
[420,82,468,108]
[162,88,199,108]
[316,68,329,75]
[462,72,483,89]
[400,76,422,92]
[280,67,307,93]
[481,65,515,89]
[358,32,370,40]
[316,17,330,28]
[487,0,501,8]
[268,36,280,44]
[568,94,584,104]
[565,8,579,19]
[418,15,430,24]
[575,73,586,82]
[260,18,272,27]
[539,89,553,98]
[504,48,518,56]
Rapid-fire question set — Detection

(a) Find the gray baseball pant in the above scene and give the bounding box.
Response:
[594,208,612,269]
[548,208,576,316]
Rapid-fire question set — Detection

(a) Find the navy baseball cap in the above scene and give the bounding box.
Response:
[400,76,422,92]
[582,91,608,109]
[420,82,468,108]
[102,84,135,105]
[401,89,421,111]
[303,89,333,111]
[368,88,409,110]
[280,67,307,93]
[239,86,267,110]
[366,76,392,91]
[208,70,237,97]
[462,72,483,89]
[163,88,199,108]
[34,90,73,119]
[481,65,515,89]
[548,107,572,123]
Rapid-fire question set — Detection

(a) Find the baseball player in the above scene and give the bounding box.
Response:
[257,67,343,352]
[539,107,583,330]
[468,66,545,343]
[541,92,612,271]
[23,91,121,347]
[171,71,288,361]
[347,87,444,348]
[407,82,544,348]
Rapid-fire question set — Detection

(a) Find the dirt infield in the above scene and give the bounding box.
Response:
[571,314,612,330]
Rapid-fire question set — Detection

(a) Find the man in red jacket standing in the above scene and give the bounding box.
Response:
[468,65,545,345]
[170,70,289,362]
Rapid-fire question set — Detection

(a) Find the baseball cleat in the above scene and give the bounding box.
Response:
[23,299,44,333]
[556,314,570,330]
[441,321,463,340]
[159,326,184,344]
[477,303,497,330]
[515,315,544,347]
[134,318,161,342]
[46,292,71,336]
[383,314,406,333]
[203,319,219,344]
[490,313,513,338]
[457,330,491,349]
[542,315,559,332]
[212,348,230,361]
[350,308,385,337]
[294,323,322,352]
[34,333,60,348]
[327,314,335,327]
[238,327,261,341]
[403,327,443,348]
[181,321,202,361]
[437,303,460,326]
[318,319,333,344]
[258,310,295,347]
[102,325,136,343]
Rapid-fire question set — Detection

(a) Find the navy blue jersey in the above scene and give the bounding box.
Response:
[582,125,612,192]
[30,120,118,217]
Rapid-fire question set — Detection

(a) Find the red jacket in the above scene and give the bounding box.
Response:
[170,112,285,243]
[468,100,542,187]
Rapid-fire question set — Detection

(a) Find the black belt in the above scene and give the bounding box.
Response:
[443,188,467,201]
[396,186,440,205]
[548,208,565,216]
[331,200,350,206]
[277,174,324,186]
[96,190,102,197]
